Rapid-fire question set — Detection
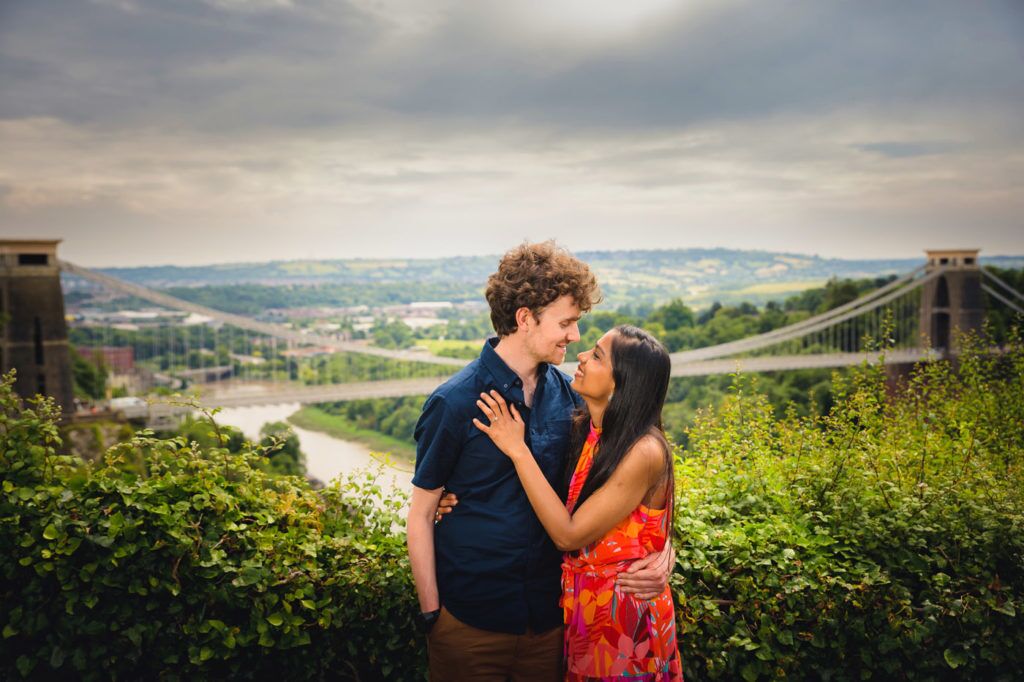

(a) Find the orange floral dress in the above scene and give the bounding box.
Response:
[561,424,683,681]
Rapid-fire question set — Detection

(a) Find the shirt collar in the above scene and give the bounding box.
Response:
[480,337,547,402]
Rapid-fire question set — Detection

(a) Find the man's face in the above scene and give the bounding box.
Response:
[523,294,582,365]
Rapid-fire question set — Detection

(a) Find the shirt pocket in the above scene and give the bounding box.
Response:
[534,417,572,470]
[456,429,516,490]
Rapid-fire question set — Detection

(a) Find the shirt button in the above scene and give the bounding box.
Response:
[503,383,509,389]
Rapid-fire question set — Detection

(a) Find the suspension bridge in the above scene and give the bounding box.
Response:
[54,248,1023,412]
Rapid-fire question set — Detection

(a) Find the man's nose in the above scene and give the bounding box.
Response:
[567,322,581,344]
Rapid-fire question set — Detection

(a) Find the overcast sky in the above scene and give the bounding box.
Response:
[1,0,1022,267]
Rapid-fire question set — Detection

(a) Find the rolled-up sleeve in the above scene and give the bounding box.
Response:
[411,394,461,490]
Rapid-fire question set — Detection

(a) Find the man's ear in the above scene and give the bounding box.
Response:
[514,306,535,333]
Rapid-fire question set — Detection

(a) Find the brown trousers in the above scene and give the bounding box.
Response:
[427,607,563,682]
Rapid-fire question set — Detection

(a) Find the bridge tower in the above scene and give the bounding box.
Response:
[0,239,75,416]
[919,249,983,352]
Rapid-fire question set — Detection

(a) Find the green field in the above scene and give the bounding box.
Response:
[415,338,482,353]
[288,405,416,470]
[683,278,830,307]
[729,278,828,296]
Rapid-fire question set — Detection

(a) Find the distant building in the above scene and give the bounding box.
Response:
[86,346,135,374]
[280,346,336,359]
[402,316,446,330]
[0,239,75,416]
[409,301,454,310]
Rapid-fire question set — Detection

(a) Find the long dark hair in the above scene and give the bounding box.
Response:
[564,325,674,515]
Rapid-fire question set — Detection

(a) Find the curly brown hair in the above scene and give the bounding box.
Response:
[485,241,601,336]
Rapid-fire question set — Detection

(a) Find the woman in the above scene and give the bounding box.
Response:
[474,325,682,681]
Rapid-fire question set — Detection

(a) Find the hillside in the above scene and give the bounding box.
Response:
[71,248,1024,310]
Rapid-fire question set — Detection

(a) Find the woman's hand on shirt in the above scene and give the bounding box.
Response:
[473,390,530,460]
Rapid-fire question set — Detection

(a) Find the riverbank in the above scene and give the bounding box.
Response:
[288,405,416,472]
[212,403,412,488]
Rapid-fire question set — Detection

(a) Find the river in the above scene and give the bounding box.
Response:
[213,403,414,495]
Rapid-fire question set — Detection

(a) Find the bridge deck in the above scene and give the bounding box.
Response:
[196,350,932,407]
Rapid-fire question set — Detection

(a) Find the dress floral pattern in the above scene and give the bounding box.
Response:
[561,424,683,681]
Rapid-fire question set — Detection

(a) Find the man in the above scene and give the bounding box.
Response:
[407,241,673,681]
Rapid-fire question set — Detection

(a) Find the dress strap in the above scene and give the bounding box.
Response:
[566,423,601,513]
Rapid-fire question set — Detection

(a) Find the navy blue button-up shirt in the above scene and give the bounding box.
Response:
[412,338,580,634]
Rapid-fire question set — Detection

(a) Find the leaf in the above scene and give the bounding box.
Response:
[943,648,967,669]
[42,524,59,540]
[16,655,33,677]
[266,612,285,627]
[993,602,1016,617]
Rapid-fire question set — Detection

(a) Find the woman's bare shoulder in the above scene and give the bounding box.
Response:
[622,433,669,478]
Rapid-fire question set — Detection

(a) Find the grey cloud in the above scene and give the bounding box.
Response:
[2,0,1022,136]
[342,168,511,186]
[1,0,1021,267]
[854,142,958,159]
[377,1,1024,132]
[0,0,382,128]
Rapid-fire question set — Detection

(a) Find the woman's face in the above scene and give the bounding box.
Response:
[571,329,616,402]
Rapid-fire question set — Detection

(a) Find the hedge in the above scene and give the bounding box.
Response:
[672,333,1024,679]
[2,330,1023,680]
[1,388,420,680]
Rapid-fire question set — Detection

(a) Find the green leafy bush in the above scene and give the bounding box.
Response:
[259,421,307,478]
[2,329,1023,680]
[316,396,424,446]
[673,331,1024,680]
[0,376,422,681]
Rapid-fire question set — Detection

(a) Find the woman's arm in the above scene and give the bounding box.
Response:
[474,391,663,552]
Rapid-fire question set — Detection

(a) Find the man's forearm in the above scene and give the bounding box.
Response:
[616,544,675,596]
